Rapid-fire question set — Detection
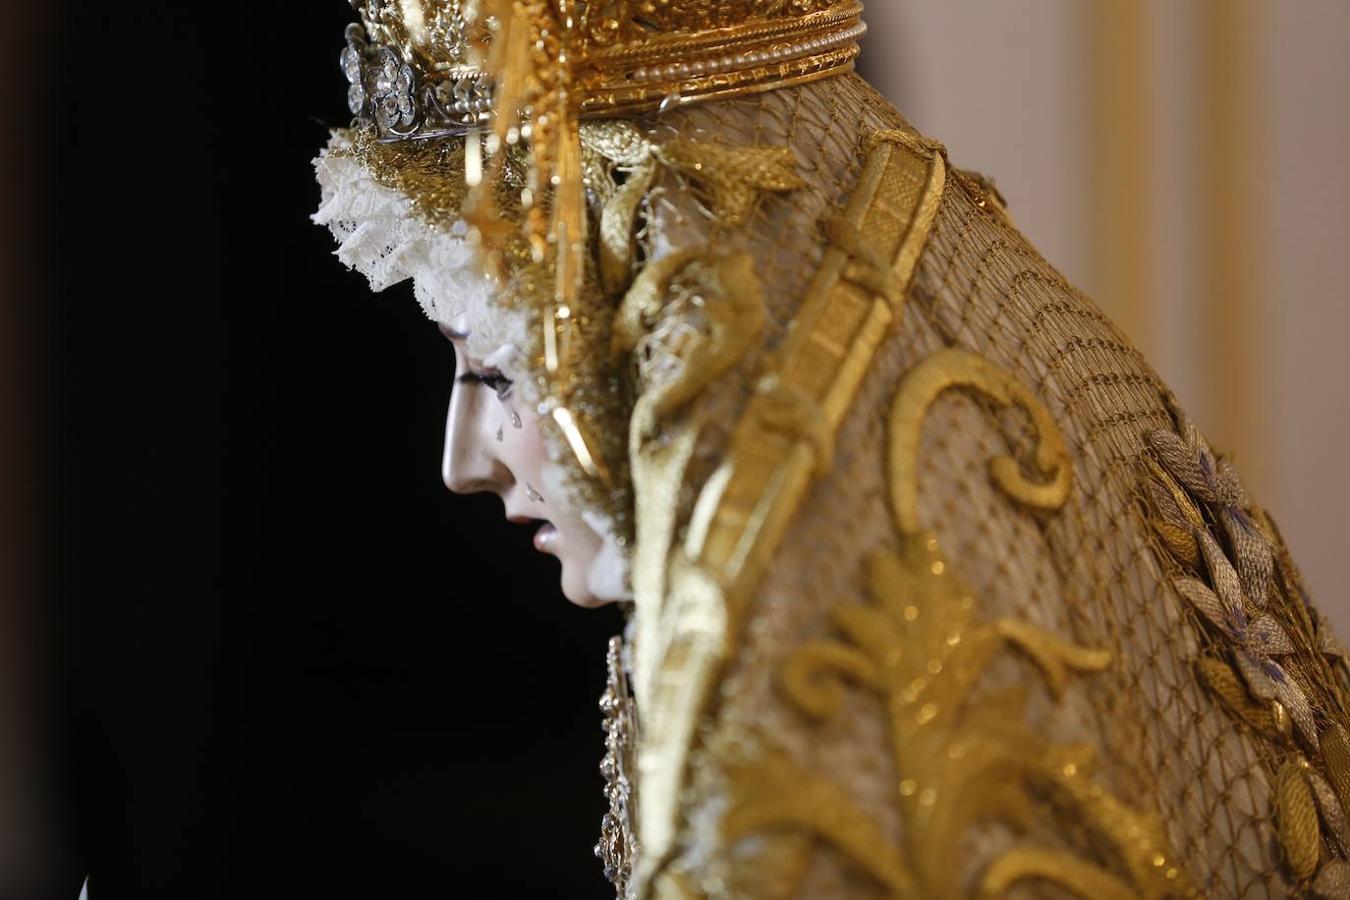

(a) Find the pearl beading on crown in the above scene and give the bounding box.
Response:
[625,20,867,87]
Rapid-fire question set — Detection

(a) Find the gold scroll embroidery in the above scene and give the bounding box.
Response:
[886,348,1073,536]
[724,353,1198,898]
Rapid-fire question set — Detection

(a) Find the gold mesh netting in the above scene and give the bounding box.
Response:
[635,72,1313,897]
[902,166,1286,898]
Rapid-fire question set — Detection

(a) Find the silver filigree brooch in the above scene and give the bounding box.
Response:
[339,22,493,142]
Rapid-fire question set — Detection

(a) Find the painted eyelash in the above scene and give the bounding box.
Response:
[457,371,514,399]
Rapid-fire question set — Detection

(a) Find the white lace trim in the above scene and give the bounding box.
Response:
[312,128,631,603]
[310,129,531,385]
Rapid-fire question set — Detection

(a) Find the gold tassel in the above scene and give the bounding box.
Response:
[549,117,586,371]
[464,0,536,274]
[466,0,607,481]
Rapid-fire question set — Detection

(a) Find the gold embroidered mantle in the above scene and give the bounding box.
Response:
[613,74,1342,898]
[317,5,1349,894]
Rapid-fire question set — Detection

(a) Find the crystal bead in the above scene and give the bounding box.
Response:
[340,46,361,82]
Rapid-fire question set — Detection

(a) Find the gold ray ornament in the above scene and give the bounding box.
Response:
[466,0,861,479]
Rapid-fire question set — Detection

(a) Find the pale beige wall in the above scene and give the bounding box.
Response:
[1258,0,1350,634]
[861,1,1093,289]
[861,1,1350,633]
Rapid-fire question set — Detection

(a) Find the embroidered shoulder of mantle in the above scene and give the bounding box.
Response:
[615,73,1350,900]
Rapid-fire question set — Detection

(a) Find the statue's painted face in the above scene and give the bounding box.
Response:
[438,320,609,607]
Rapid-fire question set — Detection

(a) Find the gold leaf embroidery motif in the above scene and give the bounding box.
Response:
[1196,656,1279,736]
[598,158,658,295]
[1309,767,1350,856]
[1279,759,1323,882]
[615,247,767,435]
[1322,726,1350,825]
[761,528,1191,899]
[724,752,917,896]
[657,139,806,227]
[1142,410,1350,889]
[581,120,806,298]
[723,352,1197,898]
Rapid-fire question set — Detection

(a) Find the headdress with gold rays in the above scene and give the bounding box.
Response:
[339,0,866,481]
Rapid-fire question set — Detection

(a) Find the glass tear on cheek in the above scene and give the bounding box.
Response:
[526,483,545,503]
[510,408,522,429]
[496,426,503,443]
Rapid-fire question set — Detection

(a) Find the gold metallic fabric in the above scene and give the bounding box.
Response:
[322,23,1350,887]
[614,73,1348,898]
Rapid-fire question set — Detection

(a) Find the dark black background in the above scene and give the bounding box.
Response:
[49,3,622,897]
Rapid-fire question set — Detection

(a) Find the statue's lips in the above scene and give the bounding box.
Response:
[506,513,557,554]
[533,521,558,553]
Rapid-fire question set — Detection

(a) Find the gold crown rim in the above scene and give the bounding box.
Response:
[579,43,861,118]
[585,4,864,66]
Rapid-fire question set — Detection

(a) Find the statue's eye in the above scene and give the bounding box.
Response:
[457,370,514,400]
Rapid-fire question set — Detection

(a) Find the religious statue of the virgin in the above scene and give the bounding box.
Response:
[313,2,1350,897]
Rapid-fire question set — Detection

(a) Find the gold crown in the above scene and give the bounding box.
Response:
[342,1,492,139]
[541,0,865,116]
[343,0,864,139]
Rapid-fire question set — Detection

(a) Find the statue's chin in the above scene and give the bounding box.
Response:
[581,530,633,607]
